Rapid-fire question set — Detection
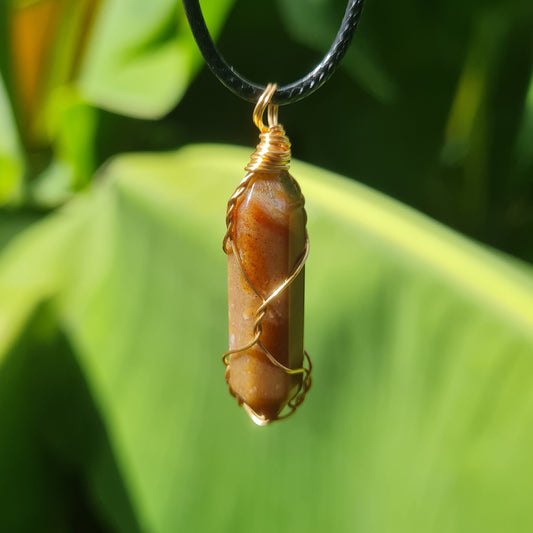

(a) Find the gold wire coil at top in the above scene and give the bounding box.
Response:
[223,84,293,253]
[246,83,291,174]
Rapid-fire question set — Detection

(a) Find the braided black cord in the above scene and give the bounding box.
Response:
[182,0,364,105]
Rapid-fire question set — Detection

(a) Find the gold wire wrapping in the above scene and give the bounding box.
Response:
[222,84,312,423]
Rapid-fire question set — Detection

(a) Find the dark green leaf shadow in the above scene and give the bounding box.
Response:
[0,302,142,533]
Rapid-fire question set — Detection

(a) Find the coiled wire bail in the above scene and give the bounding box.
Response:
[253,83,276,131]
[246,83,291,174]
[223,83,290,253]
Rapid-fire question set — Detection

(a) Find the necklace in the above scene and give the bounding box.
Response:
[183,0,364,425]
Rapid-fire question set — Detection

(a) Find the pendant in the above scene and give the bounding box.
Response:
[222,84,312,426]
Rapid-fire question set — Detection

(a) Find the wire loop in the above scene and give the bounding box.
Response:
[253,83,277,132]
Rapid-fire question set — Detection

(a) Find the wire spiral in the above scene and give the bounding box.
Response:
[222,235,312,422]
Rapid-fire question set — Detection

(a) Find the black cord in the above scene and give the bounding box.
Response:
[182,0,364,105]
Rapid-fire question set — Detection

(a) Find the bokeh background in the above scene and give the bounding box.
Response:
[1,0,533,532]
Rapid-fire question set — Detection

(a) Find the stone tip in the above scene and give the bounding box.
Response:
[243,402,274,427]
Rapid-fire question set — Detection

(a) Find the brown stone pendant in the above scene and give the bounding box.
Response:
[222,84,312,426]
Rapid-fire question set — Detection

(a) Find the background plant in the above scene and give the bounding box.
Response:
[0,0,532,532]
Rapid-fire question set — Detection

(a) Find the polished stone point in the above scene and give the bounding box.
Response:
[226,169,306,424]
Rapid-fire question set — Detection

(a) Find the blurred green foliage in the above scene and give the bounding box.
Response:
[0,0,532,532]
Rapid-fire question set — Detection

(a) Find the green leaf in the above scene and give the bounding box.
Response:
[512,71,533,181]
[1,145,533,532]
[0,71,24,204]
[0,307,71,533]
[0,195,89,356]
[0,302,142,532]
[77,0,235,118]
[0,208,42,251]
[34,86,98,205]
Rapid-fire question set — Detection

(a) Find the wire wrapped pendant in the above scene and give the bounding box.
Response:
[184,0,364,425]
[223,84,312,426]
